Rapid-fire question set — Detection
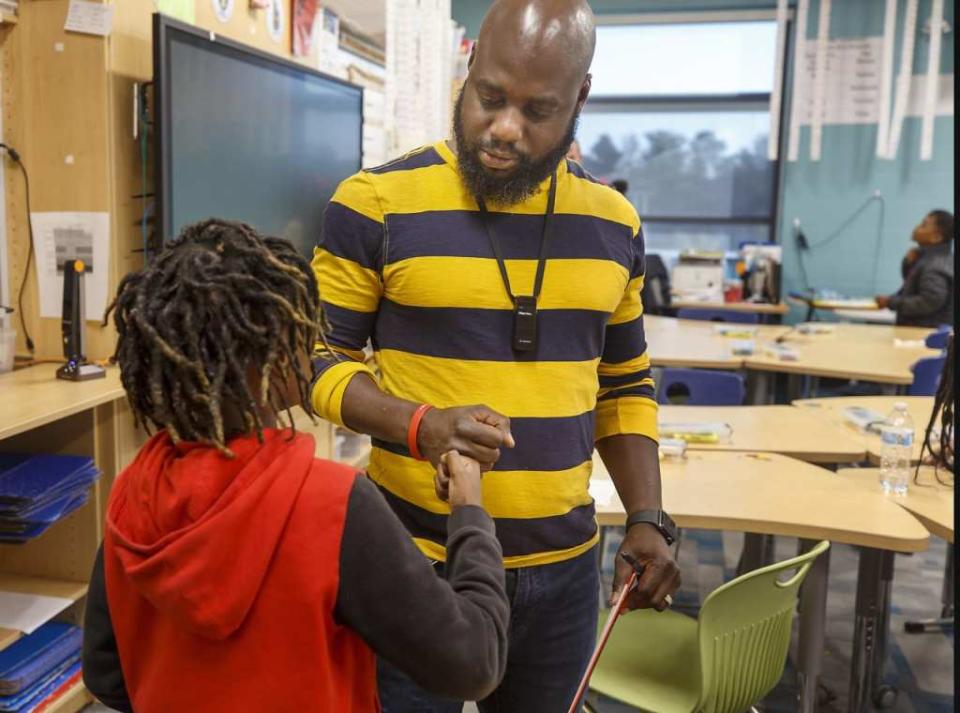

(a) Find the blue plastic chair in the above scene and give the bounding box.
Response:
[925,327,952,350]
[658,368,746,405]
[909,355,947,396]
[677,308,759,325]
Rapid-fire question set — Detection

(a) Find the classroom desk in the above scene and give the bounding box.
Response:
[643,315,747,369]
[591,451,929,713]
[658,404,867,463]
[834,467,954,710]
[793,396,935,464]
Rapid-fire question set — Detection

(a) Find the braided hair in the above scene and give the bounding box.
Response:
[916,333,954,483]
[105,219,327,457]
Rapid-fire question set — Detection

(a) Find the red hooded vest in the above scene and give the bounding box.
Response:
[103,429,378,712]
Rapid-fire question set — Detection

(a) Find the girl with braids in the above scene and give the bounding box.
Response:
[81,220,508,713]
[916,334,954,482]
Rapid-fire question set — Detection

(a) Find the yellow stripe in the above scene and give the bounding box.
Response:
[595,396,659,442]
[383,257,628,312]
[415,532,600,569]
[311,360,375,427]
[368,448,594,518]
[608,276,645,325]
[312,250,382,313]
[598,352,652,377]
[599,377,656,400]
[331,171,384,223]
[562,173,641,235]
[376,349,600,418]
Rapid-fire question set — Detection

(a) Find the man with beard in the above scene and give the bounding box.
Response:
[310,0,680,710]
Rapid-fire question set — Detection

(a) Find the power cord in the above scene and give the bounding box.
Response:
[0,143,35,354]
[794,192,886,294]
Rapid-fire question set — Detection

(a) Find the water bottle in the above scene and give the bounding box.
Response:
[879,402,914,496]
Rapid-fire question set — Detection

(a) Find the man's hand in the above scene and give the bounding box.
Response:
[875,295,891,309]
[611,524,681,612]
[419,405,514,471]
[904,247,921,266]
[434,451,483,508]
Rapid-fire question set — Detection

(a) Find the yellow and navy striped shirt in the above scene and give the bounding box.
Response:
[311,140,658,568]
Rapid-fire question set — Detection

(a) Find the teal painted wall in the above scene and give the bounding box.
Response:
[452,0,955,315]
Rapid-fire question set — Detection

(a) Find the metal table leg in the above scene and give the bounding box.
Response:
[905,542,955,633]
[736,533,775,576]
[797,539,830,713]
[849,548,897,712]
[746,370,772,405]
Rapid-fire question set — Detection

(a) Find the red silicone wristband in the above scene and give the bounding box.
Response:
[407,404,434,461]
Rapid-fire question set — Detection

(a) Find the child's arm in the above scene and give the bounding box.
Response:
[335,463,508,701]
[81,546,134,712]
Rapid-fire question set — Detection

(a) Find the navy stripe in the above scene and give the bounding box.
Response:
[373,411,596,472]
[321,202,383,271]
[377,484,598,558]
[599,368,653,389]
[565,159,599,182]
[599,384,656,402]
[374,299,608,363]
[383,210,634,271]
[323,302,376,351]
[366,147,445,174]
[312,352,352,378]
[602,317,648,365]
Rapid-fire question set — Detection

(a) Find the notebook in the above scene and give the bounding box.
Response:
[0,623,81,696]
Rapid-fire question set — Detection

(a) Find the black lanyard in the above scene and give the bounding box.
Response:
[476,172,558,352]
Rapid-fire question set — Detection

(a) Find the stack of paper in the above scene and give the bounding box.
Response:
[0,622,82,712]
[0,455,100,543]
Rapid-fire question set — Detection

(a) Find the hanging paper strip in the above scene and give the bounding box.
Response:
[809,0,831,161]
[875,0,897,158]
[920,0,944,159]
[787,0,809,161]
[767,0,789,160]
[887,0,919,159]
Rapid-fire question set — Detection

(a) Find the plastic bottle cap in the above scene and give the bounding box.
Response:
[894,401,908,410]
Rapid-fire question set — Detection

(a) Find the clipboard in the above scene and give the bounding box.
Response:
[567,569,638,713]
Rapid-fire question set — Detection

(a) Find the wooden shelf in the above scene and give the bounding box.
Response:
[0,364,125,441]
[0,573,88,653]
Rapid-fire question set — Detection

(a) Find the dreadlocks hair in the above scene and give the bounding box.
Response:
[915,333,954,484]
[104,218,329,458]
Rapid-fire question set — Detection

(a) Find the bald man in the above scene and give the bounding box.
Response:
[311,1,680,710]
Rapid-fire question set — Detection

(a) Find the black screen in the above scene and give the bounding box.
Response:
[157,17,362,258]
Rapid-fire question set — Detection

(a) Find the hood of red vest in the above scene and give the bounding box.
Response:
[106,428,315,640]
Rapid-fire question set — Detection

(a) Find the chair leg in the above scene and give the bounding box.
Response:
[905,543,954,634]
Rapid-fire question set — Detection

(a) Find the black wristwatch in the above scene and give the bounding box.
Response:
[625,509,678,546]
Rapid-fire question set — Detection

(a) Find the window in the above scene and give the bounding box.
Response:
[580,20,782,256]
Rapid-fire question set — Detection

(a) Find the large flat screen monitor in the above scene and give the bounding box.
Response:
[154,14,363,258]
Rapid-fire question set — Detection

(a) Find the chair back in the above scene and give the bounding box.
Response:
[694,541,831,713]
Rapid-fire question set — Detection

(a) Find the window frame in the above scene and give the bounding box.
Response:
[583,13,793,247]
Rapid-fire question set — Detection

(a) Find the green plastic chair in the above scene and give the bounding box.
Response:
[584,540,830,713]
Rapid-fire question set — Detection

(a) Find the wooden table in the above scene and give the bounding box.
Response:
[643,315,747,369]
[836,467,953,543]
[642,317,936,393]
[793,396,935,464]
[590,451,929,713]
[658,404,867,463]
[670,299,789,316]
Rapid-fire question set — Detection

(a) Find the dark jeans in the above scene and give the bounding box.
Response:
[378,546,600,713]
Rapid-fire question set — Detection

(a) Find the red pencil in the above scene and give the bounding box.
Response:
[567,569,638,713]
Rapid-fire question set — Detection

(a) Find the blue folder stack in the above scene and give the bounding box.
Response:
[0,455,100,544]
[0,622,82,712]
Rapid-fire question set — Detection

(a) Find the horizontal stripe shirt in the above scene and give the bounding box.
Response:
[311,140,657,568]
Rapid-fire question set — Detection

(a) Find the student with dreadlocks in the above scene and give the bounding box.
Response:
[917,334,954,483]
[80,219,508,712]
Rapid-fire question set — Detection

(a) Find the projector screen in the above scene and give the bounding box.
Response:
[154,14,363,258]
